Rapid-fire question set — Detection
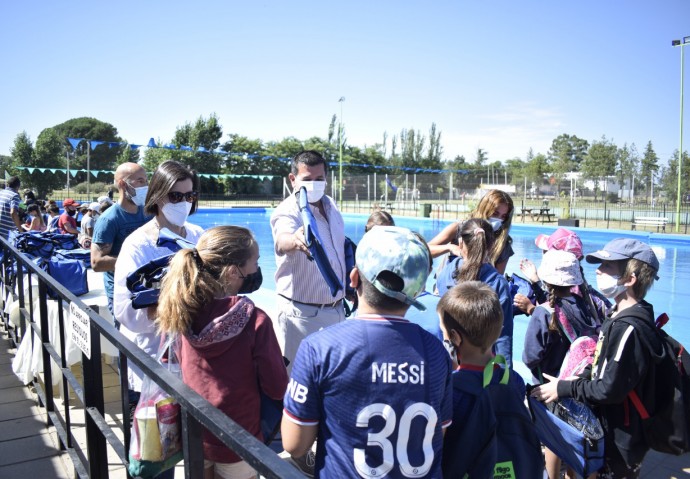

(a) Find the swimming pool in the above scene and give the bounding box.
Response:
[189,208,690,374]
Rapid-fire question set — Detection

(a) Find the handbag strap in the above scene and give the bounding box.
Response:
[483,354,510,388]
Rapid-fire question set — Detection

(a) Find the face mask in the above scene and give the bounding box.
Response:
[161,201,192,226]
[488,217,503,232]
[299,180,327,203]
[596,273,627,299]
[126,182,148,207]
[238,267,263,294]
[67,209,76,217]
[443,339,457,360]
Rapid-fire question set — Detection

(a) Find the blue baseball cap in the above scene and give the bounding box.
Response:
[585,238,659,273]
[356,226,432,310]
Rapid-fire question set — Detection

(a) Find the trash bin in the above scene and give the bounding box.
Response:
[419,203,432,217]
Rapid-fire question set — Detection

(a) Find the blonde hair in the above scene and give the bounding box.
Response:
[438,281,503,352]
[470,189,514,266]
[156,226,257,334]
[453,218,495,282]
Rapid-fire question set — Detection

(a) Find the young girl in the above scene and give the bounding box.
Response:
[436,218,514,367]
[428,189,514,273]
[522,249,600,479]
[532,239,662,478]
[156,226,288,479]
[22,204,46,231]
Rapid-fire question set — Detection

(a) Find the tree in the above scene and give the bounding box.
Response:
[639,141,660,202]
[659,149,690,204]
[52,117,124,185]
[547,134,589,190]
[615,143,639,201]
[524,153,549,187]
[425,123,443,170]
[474,148,488,167]
[31,129,66,197]
[9,131,34,179]
[580,136,618,201]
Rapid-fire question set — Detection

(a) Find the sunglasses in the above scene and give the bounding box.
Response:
[167,191,199,204]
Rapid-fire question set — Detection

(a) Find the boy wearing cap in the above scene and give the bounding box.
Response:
[281,226,453,478]
[531,238,665,477]
[58,198,81,235]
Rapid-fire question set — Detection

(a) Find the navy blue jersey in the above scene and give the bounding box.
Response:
[284,314,453,478]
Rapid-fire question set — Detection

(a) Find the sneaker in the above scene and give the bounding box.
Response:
[279,450,315,478]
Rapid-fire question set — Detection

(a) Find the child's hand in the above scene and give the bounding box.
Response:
[513,293,535,315]
[519,258,539,283]
[530,373,560,403]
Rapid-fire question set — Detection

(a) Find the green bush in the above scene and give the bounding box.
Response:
[72,181,111,195]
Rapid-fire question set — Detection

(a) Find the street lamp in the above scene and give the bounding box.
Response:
[338,97,345,208]
[672,36,689,232]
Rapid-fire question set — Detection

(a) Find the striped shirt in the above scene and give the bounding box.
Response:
[0,188,20,239]
[271,193,346,304]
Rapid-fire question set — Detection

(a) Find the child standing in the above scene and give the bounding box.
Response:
[522,250,600,478]
[439,281,541,477]
[531,238,663,478]
[156,226,288,479]
[523,250,600,382]
[436,218,514,367]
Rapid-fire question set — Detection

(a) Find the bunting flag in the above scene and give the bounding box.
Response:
[27,167,35,174]
[67,138,83,150]
[59,136,472,175]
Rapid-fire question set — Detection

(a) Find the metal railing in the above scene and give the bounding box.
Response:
[0,237,302,479]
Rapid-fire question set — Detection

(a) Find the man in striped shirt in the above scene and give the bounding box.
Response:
[270,150,346,372]
[0,176,24,240]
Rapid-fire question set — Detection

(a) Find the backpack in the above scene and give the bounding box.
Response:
[42,257,89,299]
[13,231,55,258]
[621,312,690,455]
[443,356,543,478]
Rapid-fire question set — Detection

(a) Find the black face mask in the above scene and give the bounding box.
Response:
[67,209,77,216]
[238,267,263,294]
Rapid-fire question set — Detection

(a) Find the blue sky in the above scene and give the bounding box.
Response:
[1,1,688,165]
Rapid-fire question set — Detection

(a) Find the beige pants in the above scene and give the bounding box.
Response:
[203,459,256,479]
[277,295,345,374]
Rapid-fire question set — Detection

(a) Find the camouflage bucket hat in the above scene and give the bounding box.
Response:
[356,225,431,310]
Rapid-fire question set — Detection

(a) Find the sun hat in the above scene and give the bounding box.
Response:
[88,202,101,214]
[356,225,431,310]
[534,228,584,259]
[585,238,659,272]
[63,198,80,208]
[537,250,583,287]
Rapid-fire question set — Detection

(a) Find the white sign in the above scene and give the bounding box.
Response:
[69,303,91,359]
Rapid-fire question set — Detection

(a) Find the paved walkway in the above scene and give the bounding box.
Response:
[0,330,72,478]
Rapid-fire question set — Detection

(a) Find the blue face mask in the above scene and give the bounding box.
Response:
[488,217,503,232]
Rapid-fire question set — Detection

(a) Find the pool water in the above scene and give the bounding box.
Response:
[189,208,690,371]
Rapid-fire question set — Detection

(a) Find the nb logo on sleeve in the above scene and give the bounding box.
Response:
[287,378,309,403]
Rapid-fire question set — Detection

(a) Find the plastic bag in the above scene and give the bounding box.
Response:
[128,337,183,478]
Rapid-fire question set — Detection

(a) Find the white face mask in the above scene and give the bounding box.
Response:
[299,180,327,203]
[596,272,627,299]
[161,201,192,226]
[126,183,148,207]
[488,217,503,232]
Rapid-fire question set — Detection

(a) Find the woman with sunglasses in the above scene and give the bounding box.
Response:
[113,160,204,450]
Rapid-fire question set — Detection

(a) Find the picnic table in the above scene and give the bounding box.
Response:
[535,207,553,222]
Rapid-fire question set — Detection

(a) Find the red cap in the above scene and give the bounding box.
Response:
[63,198,81,208]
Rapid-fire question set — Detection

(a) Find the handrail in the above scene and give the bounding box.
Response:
[0,236,302,479]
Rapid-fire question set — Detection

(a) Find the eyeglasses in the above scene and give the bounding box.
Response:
[167,191,199,204]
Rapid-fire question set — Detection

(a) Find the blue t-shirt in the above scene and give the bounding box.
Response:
[436,260,513,334]
[91,203,150,298]
[284,315,453,479]
[405,292,444,342]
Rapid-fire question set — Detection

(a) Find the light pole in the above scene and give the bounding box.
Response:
[672,36,689,232]
[338,96,345,208]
